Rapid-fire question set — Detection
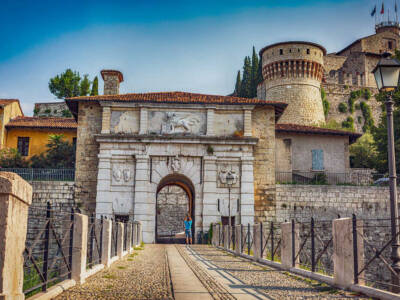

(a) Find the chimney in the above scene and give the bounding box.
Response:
[101,70,124,95]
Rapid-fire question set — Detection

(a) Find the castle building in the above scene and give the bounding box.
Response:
[66,69,359,243]
[0,99,23,149]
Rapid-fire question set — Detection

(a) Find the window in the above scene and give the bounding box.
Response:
[389,41,393,49]
[17,137,29,156]
[280,49,283,55]
[306,49,310,54]
[312,149,324,171]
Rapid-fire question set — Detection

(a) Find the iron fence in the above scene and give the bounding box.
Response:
[23,203,75,297]
[294,219,334,275]
[352,215,400,292]
[241,224,253,255]
[1,168,75,181]
[111,220,118,258]
[261,222,282,262]
[86,214,102,269]
[276,171,385,186]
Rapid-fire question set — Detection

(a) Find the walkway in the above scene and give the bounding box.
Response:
[54,245,367,300]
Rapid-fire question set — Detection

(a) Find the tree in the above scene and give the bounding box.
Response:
[91,76,99,96]
[350,132,378,169]
[49,69,81,99]
[240,56,252,98]
[0,148,28,168]
[30,134,75,168]
[250,46,259,98]
[80,74,90,96]
[233,71,241,96]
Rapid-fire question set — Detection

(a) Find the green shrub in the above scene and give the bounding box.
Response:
[363,88,372,100]
[0,148,28,168]
[342,116,355,131]
[44,109,51,114]
[338,102,347,113]
[311,173,328,185]
[33,108,40,115]
[321,88,330,118]
[61,109,72,118]
[360,101,374,132]
[348,97,355,113]
[357,116,363,124]
[355,103,360,110]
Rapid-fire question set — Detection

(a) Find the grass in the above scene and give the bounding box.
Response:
[117,266,126,270]
[103,273,116,279]
[129,253,138,257]
[283,271,338,294]
[127,258,134,261]
[134,246,144,250]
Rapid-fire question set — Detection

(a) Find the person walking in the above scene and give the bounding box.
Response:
[184,214,192,244]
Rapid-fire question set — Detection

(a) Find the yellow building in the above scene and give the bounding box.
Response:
[5,117,77,159]
[0,99,23,148]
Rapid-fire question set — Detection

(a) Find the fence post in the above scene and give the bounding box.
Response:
[311,217,315,272]
[138,222,143,245]
[88,213,94,266]
[235,225,241,254]
[332,216,364,289]
[101,218,112,267]
[42,202,52,292]
[281,221,299,270]
[71,212,88,284]
[0,172,32,300]
[117,222,124,258]
[247,223,251,255]
[271,222,274,261]
[253,223,261,260]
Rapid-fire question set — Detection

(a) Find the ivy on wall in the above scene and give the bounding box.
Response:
[321,88,330,118]
[360,101,374,132]
[338,102,347,113]
[342,116,355,131]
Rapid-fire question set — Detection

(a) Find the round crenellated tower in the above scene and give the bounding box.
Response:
[259,41,326,125]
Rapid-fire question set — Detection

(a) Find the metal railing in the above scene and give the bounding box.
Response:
[352,215,400,291]
[1,168,75,181]
[276,171,385,186]
[86,214,102,269]
[23,203,75,297]
[261,222,282,262]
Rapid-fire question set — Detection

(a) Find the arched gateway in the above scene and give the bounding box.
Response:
[156,174,195,243]
[66,70,286,243]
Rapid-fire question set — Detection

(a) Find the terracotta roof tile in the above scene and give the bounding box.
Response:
[66,91,285,106]
[6,117,77,129]
[276,123,361,143]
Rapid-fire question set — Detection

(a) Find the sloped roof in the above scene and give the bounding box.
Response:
[275,123,361,143]
[6,116,77,130]
[65,91,287,120]
[0,99,24,116]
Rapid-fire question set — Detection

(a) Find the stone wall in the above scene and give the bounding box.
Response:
[252,107,276,222]
[274,184,393,223]
[31,181,76,208]
[156,185,188,237]
[75,102,102,211]
[34,102,71,117]
[322,83,381,133]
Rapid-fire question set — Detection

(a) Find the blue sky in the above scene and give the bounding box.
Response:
[0,0,388,115]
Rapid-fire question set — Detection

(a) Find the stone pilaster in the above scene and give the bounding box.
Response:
[206,109,215,136]
[139,108,148,134]
[0,172,32,300]
[116,222,124,258]
[71,213,88,284]
[95,153,112,218]
[101,106,111,134]
[240,157,254,225]
[244,110,252,137]
[202,156,219,229]
[133,155,152,243]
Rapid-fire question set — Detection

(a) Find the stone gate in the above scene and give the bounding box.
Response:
[66,70,286,243]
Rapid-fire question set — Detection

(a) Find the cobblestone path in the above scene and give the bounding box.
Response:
[54,244,173,300]
[188,245,368,300]
[54,244,369,300]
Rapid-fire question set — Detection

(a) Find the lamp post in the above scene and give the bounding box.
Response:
[373,52,400,289]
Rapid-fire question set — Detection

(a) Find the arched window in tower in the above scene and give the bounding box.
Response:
[280,49,283,55]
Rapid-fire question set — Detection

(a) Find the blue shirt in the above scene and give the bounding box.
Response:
[184,220,192,230]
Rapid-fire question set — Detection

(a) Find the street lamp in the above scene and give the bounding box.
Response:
[226,172,236,228]
[373,52,400,289]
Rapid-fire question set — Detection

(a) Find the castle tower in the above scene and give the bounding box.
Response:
[258,41,326,126]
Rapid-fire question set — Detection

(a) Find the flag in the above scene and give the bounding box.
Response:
[381,2,385,14]
[371,5,377,16]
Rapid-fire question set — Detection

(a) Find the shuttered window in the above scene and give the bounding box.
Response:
[17,137,30,156]
[311,149,324,171]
